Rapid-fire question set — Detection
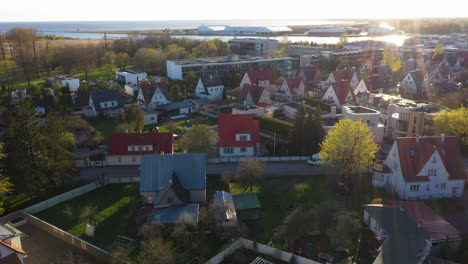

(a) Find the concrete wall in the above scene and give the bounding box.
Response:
[106,155,142,166]
[219,146,255,157]
[208,156,309,163]
[0,211,111,262]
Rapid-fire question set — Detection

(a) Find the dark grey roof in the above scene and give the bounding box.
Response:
[140,154,206,192]
[90,89,123,111]
[190,98,212,106]
[161,100,196,112]
[201,75,223,87]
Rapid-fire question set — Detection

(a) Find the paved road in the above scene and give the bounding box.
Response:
[78,161,337,181]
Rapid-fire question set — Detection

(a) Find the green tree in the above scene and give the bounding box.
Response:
[169,84,182,101]
[137,238,174,264]
[236,159,265,193]
[319,119,378,190]
[5,99,51,193]
[433,44,445,61]
[327,211,360,252]
[183,71,198,95]
[0,60,17,90]
[6,27,40,85]
[338,33,349,47]
[0,142,14,215]
[44,111,75,184]
[117,105,145,133]
[178,124,218,155]
[103,51,116,72]
[434,107,468,147]
[114,52,132,70]
[381,46,401,72]
[290,105,324,156]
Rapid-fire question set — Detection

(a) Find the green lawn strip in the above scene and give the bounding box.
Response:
[34,184,139,250]
[88,119,118,142]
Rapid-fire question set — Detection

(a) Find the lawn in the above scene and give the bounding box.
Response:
[88,119,118,142]
[143,114,217,134]
[228,173,386,262]
[34,184,140,251]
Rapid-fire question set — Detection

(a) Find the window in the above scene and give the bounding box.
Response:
[132,156,137,162]
[428,169,437,176]
[410,184,420,191]
[167,197,173,203]
[240,147,246,153]
[104,103,108,107]
[224,148,234,154]
[145,146,150,150]
[138,146,142,151]
[118,157,122,163]
[441,183,447,189]
[240,135,248,141]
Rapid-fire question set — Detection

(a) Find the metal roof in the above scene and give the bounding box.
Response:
[139,154,206,192]
[213,191,238,222]
[233,193,261,210]
[147,204,199,223]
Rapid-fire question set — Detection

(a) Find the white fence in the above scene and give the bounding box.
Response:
[23,176,140,214]
[208,156,309,163]
[205,238,320,264]
[23,182,101,214]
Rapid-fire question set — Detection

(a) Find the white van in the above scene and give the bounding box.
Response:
[307,153,321,166]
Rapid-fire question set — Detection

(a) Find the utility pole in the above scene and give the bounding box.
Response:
[273,130,276,156]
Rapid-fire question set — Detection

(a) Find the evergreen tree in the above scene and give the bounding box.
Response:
[289,104,307,155]
[6,99,50,193]
[170,84,182,101]
[290,104,324,156]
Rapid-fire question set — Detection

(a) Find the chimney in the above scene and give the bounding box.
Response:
[441,134,445,142]
[416,136,420,143]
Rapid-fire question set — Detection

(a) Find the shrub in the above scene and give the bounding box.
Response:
[253,115,292,139]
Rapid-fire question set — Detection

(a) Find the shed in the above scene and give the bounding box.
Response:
[233,193,261,220]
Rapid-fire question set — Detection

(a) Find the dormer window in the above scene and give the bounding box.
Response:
[236,134,251,141]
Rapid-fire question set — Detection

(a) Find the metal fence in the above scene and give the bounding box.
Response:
[207,156,309,163]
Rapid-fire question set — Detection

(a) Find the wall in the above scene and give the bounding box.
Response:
[208,156,309,163]
[106,155,142,166]
[0,211,111,262]
[219,146,255,158]
[22,182,101,214]
[205,238,321,264]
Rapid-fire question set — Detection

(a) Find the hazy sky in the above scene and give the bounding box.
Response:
[2,0,467,22]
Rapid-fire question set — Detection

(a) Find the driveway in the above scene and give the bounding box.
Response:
[78,161,337,181]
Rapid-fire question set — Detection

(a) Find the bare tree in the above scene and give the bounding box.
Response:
[6,27,40,85]
[236,159,265,193]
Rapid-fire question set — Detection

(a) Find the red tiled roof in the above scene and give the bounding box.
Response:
[332,69,356,82]
[139,82,170,104]
[387,200,461,241]
[218,114,260,147]
[246,69,276,85]
[456,51,468,66]
[285,77,303,95]
[0,253,23,264]
[108,132,173,155]
[395,136,465,183]
[0,240,26,255]
[331,80,356,105]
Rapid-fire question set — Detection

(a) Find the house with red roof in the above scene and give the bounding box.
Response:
[106,132,173,166]
[326,68,360,90]
[237,84,272,107]
[137,82,171,109]
[296,66,322,86]
[321,80,356,108]
[277,77,306,101]
[218,114,260,157]
[372,135,465,200]
[240,69,276,93]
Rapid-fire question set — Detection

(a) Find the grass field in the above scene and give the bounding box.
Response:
[88,119,118,142]
[34,184,140,251]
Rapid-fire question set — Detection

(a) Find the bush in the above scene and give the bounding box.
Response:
[253,115,293,139]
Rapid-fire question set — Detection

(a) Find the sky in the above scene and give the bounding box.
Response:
[2,0,468,22]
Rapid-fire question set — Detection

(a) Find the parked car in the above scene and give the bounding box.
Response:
[307,153,321,166]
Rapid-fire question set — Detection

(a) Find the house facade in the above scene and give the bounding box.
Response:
[106,132,173,166]
[296,66,322,86]
[321,80,356,108]
[400,70,424,98]
[277,77,306,101]
[240,68,277,93]
[372,136,465,200]
[237,84,272,106]
[137,82,171,109]
[195,75,224,102]
[218,114,260,158]
[326,69,360,90]
[115,70,147,86]
[88,89,123,117]
[45,75,80,92]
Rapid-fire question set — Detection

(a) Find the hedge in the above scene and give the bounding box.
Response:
[253,115,293,139]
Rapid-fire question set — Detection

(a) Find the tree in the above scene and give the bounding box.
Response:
[137,238,174,264]
[433,44,445,61]
[0,142,14,215]
[178,124,218,155]
[0,60,17,90]
[77,44,97,79]
[5,98,51,193]
[319,119,378,190]
[381,46,401,72]
[327,211,360,252]
[290,105,325,156]
[169,84,182,101]
[338,33,349,46]
[117,105,145,133]
[198,202,229,238]
[114,52,132,70]
[236,159,265,193]
[103,51,116,72]
[434,107,468,147]
[6,27,40,85]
